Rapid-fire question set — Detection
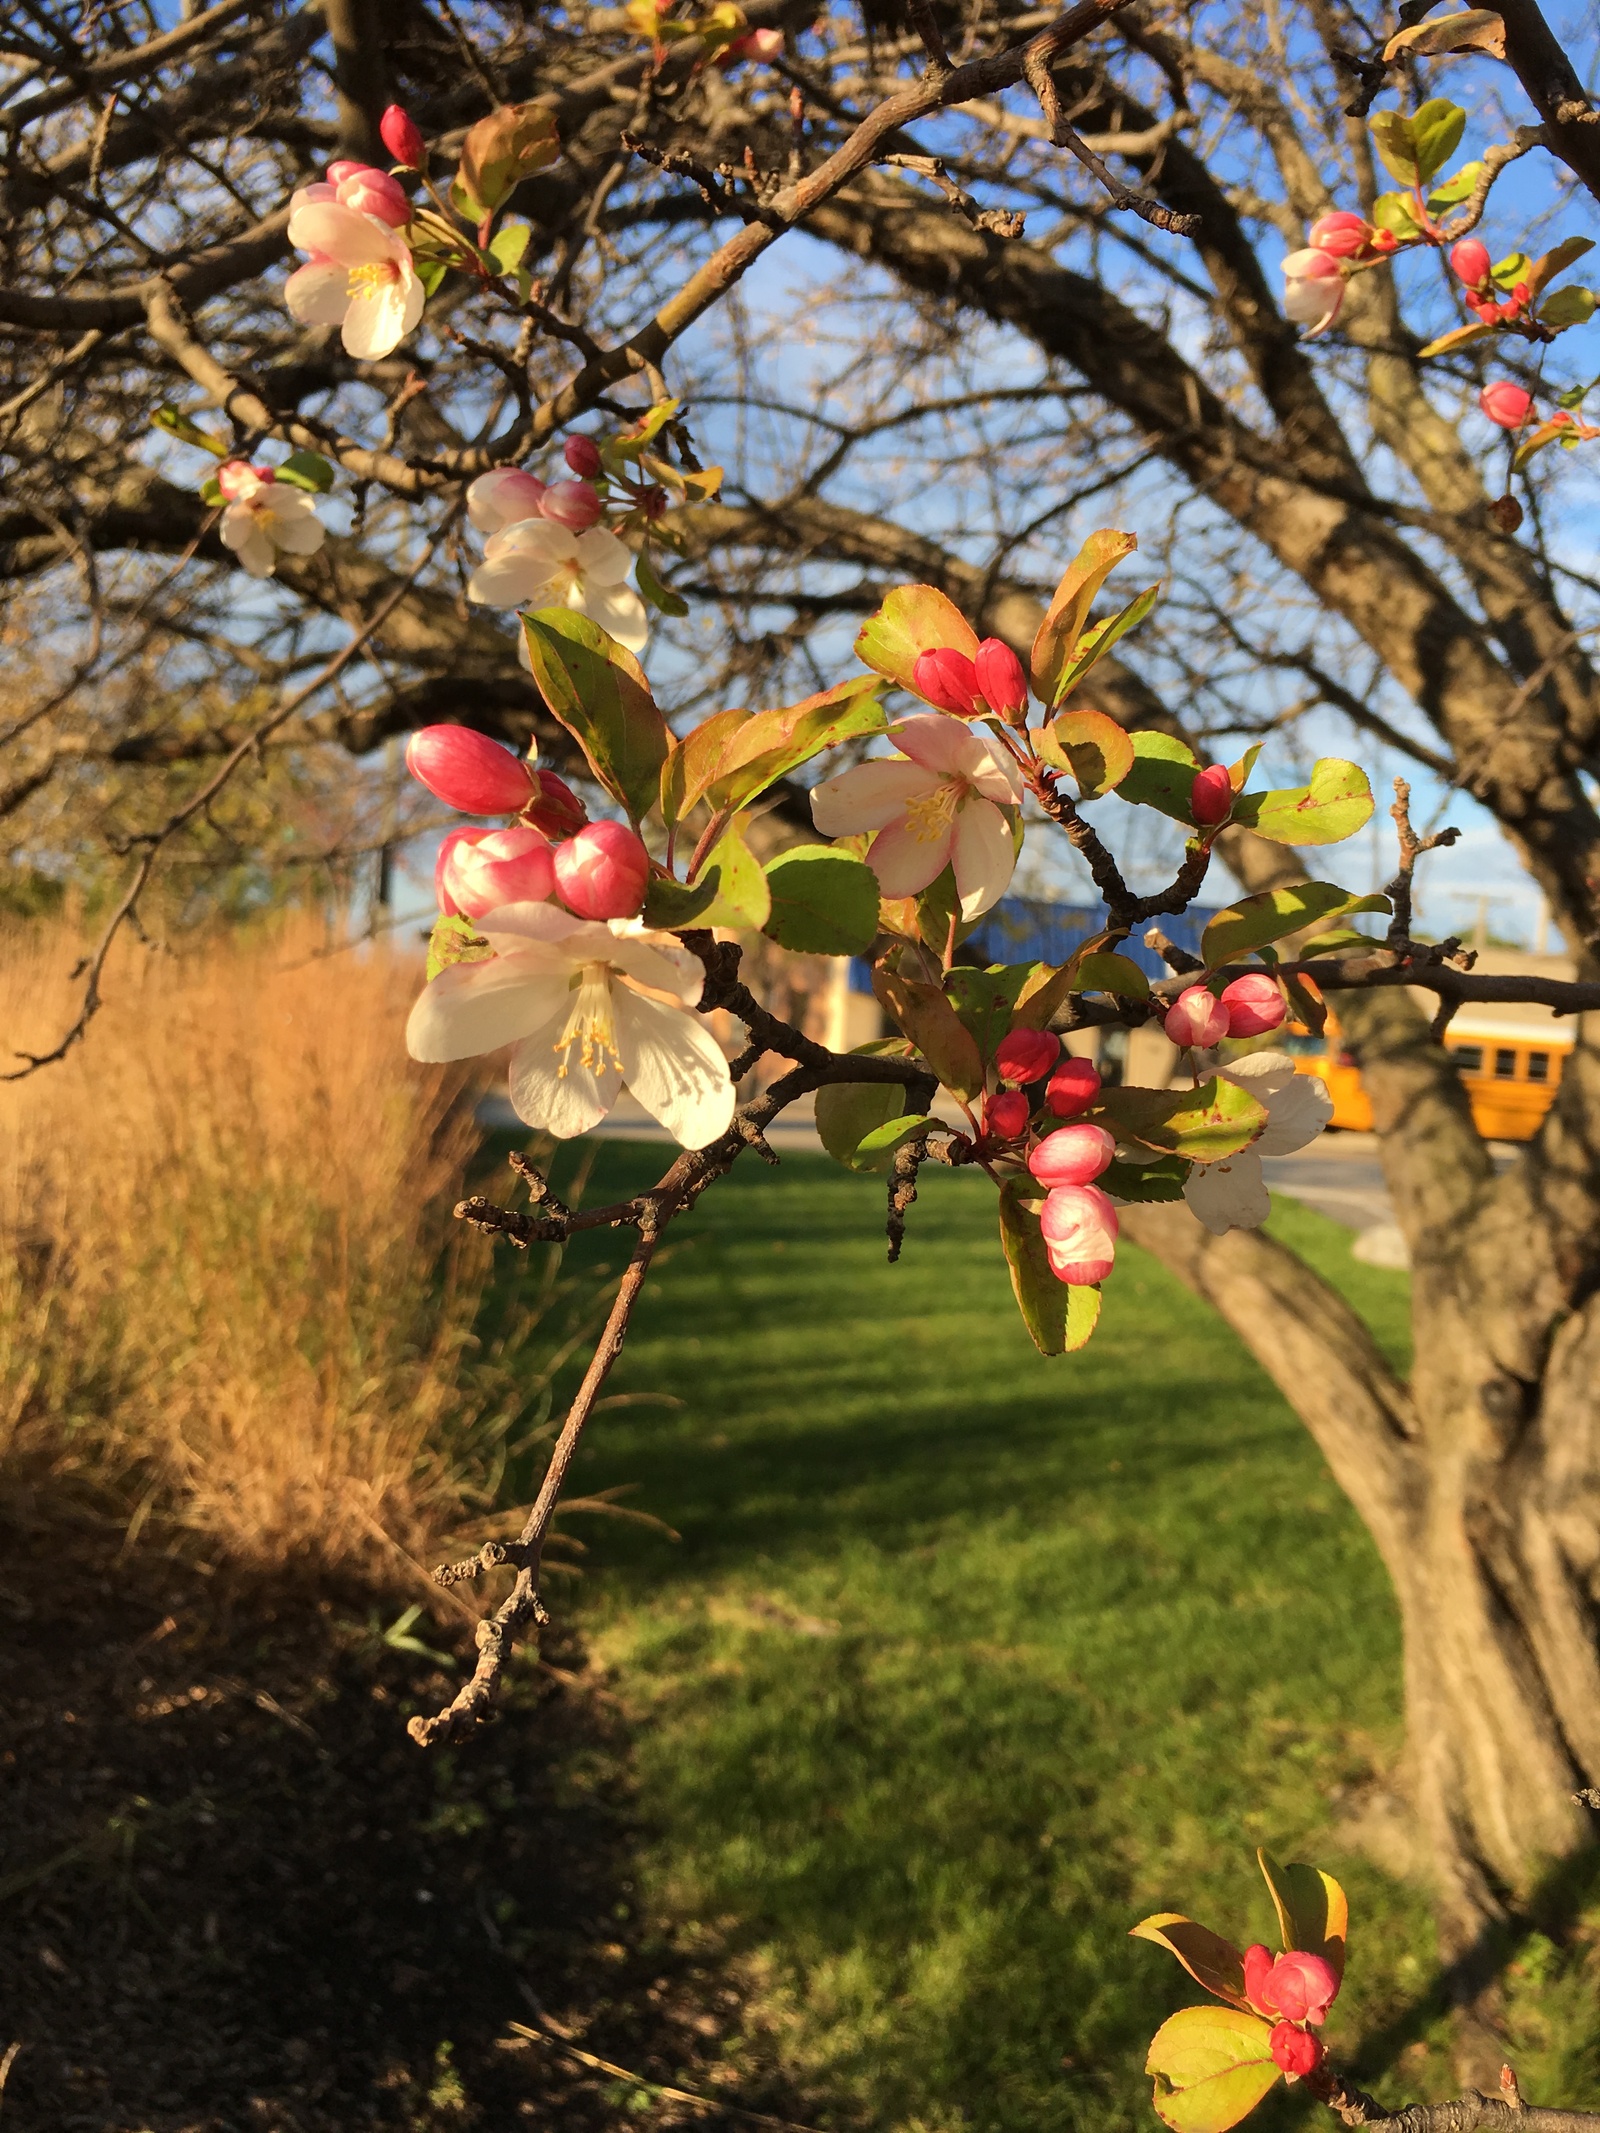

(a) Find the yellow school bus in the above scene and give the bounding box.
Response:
[1288,1007,1572,1141]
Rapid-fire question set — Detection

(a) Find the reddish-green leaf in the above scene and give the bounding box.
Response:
[1036,709,1135,796]
[1130,1915,1250,2010]
[661,707,751,829]
[1073,951,1149,1000]
[704,676,886,811]
[1052,584,1160,704]
[521,609,668,826]
[696,816,770,929]
[1092,1077,1267,1163]
[1146,2006,1280,2133]
[1257,1851,1348,1984]
[1527,235,1595,302]
[873,969,984,1099]
[453,100,561,220]
[1202,884,1392,966]
[1115,730,1201,824]
[855,583,978,697]
[945,963,1036,1066]
[1030,531,1138,705]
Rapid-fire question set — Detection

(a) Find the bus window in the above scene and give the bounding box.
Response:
[1528,1052,1551,1082]
[1452,1045,1484,1073]
[1494,1048,1517,1079]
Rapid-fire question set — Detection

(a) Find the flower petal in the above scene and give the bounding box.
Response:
[608,932,706,1006]
[288,199,394,265]
[866,813,954,898]
[343,273,410,360]
[582,581,649,654]
[1254,1073,1335,1156]
[283,258,350,326]
[1182,1150,1270,1234]
[810,758,939,836]
[263,497,326,554]
[405,950,570,1062]
[614,987,735,1149]
[484,519,576,566]
[950,795,1017,919]
[889,713,991,778]
[1218,1049,1298,1098]
[507,1010,621,1138]
[571,527,633,588]
[477,902,592,953]
[468,552,556,607]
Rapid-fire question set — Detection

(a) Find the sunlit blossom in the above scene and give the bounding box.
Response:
[284,198,423,360]
[467,519,648,655]
[216,463,326,578]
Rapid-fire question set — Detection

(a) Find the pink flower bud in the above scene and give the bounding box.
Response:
[434,827,487,917]
[1270,2023,1323,2079]
[442,822,555,918]
[1281,247,1345,333]
[1045,1057,1102,1118]
[406,725,536,815]
[524,769,588,839]
[716,26,785,65]
[1243,1945,1275,2012]
[912,646,980,718]
[217,459,270,500]
[1307,210,1370,259]
[335,167,411,226]
[1481,381,1534,430]
[325,159,369,186]
[1039,1183,1118,1285]
[466,467,546,534]
[1219,972,1285,1037]
[1191,764,1234,827]
[995,1027,1060,1087]
[1261,1951,1339,2027]
[983,1090,1031,1142]
[563,434,604,479]
[380,104,426,170]
[1164,985,1230,1049]
[1450,238,1491,289]
[1028,1123,1116,1188]
[553,820,651,921]
[974,637,1030,723]
[540,479,605,532]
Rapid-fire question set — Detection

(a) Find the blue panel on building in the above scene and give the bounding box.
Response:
[849,896,1224,992]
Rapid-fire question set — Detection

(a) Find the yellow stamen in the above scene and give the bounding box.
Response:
[902,779,961,844]
[347,260,395,297]
[553,963,623,1081]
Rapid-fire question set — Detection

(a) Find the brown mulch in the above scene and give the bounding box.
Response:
[0,1509,793,2133]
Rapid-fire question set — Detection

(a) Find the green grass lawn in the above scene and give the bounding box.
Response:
[512,1144,1445,2132]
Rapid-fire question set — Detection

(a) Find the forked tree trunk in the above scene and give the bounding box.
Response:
[1122,983,1600,1958]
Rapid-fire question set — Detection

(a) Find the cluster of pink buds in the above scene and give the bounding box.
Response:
[465,435,632,541]
[1451,238,1530,325]
[913,637,1030,728]
[406,725,652,924]
[1242,1946,1339,2076]
[1162,973,1285,1050]
[981,1030,1120,1285]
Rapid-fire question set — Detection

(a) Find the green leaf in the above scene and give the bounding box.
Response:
[198,474,224,505]
[1092,1077,1268,1163]
[1257,1851,1349,1983]
[1115,729,1200,824]
[1369,108,1420,187]
[1416,319,1496,358]
[1073,951,1149,1000]
[1539,285,1597,330]
[998,1181,1101,1356]
[153,405,227,456]
[275,448,335,493]
[704,677,887,812]
[640,871,721,928]
[1031,530,1138,705]
[660,707,751,830]
[603,397,680,468]
[1013,945,1109,1031]
[815,1080,912,1171]
[1146,2006,1280,2133]
[945,963,1035,1065]
[1101,1154,1189,1202]
[636,547,689,616]
[762,846,881,954]
[415,255,449,296]
[697,817,770,930]
[1492,249,1532,288]
[489,221,531,273]
[1202,883,1392,964]
[1231,758,1373,846]
[1411,98,1466,181]
[855,582,979,698]
[1426,159,1483,209]
[1036,708,1135,796]
[1372,190,1424,237]
[855,1113,929,1159]
[426,914,493,982]
[520,609,669,826]
[912,862,981,958]
[1130,1914,1250,2010]
[1052,584,1161,705]
[873,968,984,1099]
[454,100,561,221]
